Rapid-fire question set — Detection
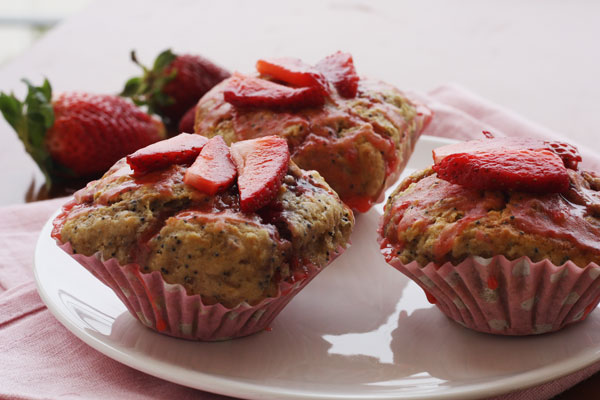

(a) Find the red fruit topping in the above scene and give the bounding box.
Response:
[424,290,437,304]
[315,51,359,98]
[126,133,208,175]
[487,276,499,290]
[184,136,236,195]
[545,141,582,170]
[230,135,290,213]
[433,148,570,193]
[223,74,325,110]
[256,57,328,94]
[178,104,196,134]
[433,135,582,170]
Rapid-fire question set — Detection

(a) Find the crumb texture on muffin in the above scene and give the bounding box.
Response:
[57,160,353,307]
[380,167,600,268]
[195,77,430,210]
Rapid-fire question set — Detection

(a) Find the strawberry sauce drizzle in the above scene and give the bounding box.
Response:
[383,174,504,261]
[487,276,499,290]
[218,78,412,210]
[508,194,600,253]
[383,169,600,259]
[131,266,167,332]
[51,199,80,241]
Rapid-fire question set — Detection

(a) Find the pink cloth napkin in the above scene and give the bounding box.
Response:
[1,84,599,400]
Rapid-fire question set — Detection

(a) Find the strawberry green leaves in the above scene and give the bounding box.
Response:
[0,79,66,188]
[121,50,178,111]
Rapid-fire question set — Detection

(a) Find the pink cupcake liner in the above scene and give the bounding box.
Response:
[58,241,344,341]
[384,253,600,335]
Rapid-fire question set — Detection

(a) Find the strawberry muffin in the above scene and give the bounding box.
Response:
[379,133,600,335]
[52,133,354,340]
[194,52,432,212]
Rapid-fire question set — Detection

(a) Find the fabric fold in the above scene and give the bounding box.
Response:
[0,281,45,328]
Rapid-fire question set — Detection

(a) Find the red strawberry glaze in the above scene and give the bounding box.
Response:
[197,75,429,212]
[231,105,398,202]
[193,92,233,135]
[233,109,309,144]
[380,174,504,261]
[583,294,600,320]
[381,170,600,262]
[77,161,192,206]
[131,266,167,332]
[487,276,499,290]
[508,195,600,254]
[344,196,375,215]
[424,291,438,304]
[51,199,96,241]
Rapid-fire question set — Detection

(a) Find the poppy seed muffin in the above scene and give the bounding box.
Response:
[52,134,353,340]
[378,137,600,335]
[380,167,600,269]
[195,75,431,212]
[55,159,353,309]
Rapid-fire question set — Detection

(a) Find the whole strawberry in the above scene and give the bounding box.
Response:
[122,49,230,128]
[0,79,166,189]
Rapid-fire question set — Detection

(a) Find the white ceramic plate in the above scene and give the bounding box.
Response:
[34,135,600,400]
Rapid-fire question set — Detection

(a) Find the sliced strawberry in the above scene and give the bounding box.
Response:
[433,135,582,170]
[230,136,290,213]
[315,51,359,98]
[545,141,582,170]
[223,74,325,110]
[126,133,208,175]
[434,148,569,193]
[256,57,328,94]
[184,136,236,194]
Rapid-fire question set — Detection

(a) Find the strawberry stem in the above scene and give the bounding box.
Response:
[0,78,66,189]
[121,49,177,118]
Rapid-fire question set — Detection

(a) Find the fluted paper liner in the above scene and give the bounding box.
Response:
[57,241,342,341]
[384,254,600,335]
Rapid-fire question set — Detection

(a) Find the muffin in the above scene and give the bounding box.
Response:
[378,134,600,335]
[193,52,432,212]
[52,133,354,340]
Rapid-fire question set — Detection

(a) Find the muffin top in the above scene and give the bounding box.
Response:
[379,135,600,268]
[53,134,354,308]
[194,53,431,212]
